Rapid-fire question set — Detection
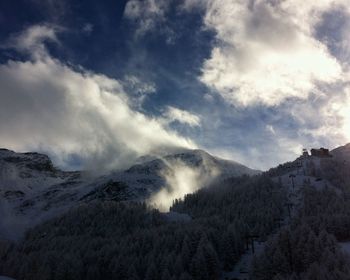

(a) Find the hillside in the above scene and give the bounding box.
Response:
[0,148,258,240]
[2,145,350,279]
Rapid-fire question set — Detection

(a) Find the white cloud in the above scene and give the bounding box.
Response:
[163,106,201,127]
[193,0,347,106]
[181,0,350,105]
[0,25,196,171]
[148,157,219,211]
[179,0,350,160]
[292,86,350,144]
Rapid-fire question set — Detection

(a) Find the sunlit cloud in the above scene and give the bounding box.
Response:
[0,25,196,170]
[178,0,350,159]
[148,157,219,211]
[194,0,346,106]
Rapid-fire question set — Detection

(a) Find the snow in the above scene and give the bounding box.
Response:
[222,155,339,279]
[339,242,350,256]
[0,148,257,240]
[272,155,341,199]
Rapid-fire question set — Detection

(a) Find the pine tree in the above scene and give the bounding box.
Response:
[145,263,159,280]
[179,272,194,280]
[161,268,171,280]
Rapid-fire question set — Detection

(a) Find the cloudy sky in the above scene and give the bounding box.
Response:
[1,0,350,170]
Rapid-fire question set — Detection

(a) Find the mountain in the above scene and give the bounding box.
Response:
[0,148,259,240]
[0,149,86,240]
[331,143,350,160]
[2,145,350,280]
[266,144,350,192]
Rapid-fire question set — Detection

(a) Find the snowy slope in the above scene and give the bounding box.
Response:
[81,149,260,201]
[331,143,350,160]
[0,149,90,240]
[163,149,260,177]
[0,149,81,193]
[223,152,345,280]
[0,148,258,240]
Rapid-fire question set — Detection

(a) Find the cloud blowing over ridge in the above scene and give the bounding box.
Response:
[0,25,196,170]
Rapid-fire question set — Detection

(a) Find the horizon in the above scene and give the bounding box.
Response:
[1,143,348,173]
[1,1,350,171]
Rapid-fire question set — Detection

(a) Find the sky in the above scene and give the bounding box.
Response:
[0,0,350,171]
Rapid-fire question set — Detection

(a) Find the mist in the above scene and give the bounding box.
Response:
[148,157,220,212]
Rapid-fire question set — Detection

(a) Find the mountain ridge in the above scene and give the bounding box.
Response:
[0,147,259,240]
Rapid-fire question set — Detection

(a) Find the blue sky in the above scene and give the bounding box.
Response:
[1,0,350,170]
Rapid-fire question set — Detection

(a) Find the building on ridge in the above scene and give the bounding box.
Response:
[310,148,332,158]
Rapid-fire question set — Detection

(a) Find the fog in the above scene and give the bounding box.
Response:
[148,157,220,211]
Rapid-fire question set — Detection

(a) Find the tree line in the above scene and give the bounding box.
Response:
[0,175,286,280]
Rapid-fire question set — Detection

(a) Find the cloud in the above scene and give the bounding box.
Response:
[122,75,156,106]
[4,25,59,59]
[124,0,171,36]
[174,0,350,168]
[162,106,201,127]
[192,0,347,106]
[290,85,350,145]
[148,157,219,211]
[317,7,350,70]
[0,25,196,171]
[193,79,350,170]
[82,23,94,34]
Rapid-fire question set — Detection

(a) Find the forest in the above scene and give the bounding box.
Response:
[0,175,286,280]
[252,186,350,279]
[2,163,350,279]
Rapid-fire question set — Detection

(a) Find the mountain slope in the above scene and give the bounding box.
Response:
[331,143,350,160]
[2,145,350,280]
[0,148,258,240]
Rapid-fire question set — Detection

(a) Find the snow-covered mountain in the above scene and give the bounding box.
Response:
[0,148,259,240]
[0,149,87,240]
[2,145,350,280]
